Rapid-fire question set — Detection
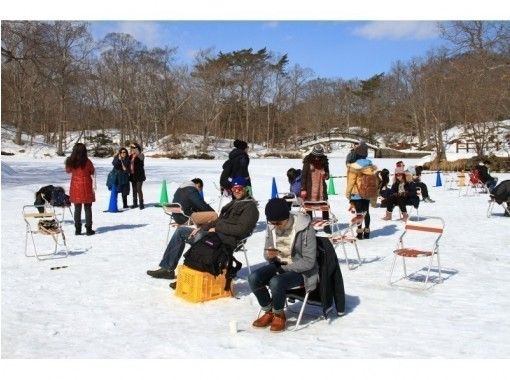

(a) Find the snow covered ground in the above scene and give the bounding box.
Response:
[1,154,510,376]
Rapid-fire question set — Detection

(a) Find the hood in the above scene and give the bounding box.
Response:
[268,212,310,234]
[178,181,196,189]
[229,148,246,160]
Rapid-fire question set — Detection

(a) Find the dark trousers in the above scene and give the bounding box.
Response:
[131,181,144,206]
[351,199,370,229]
[248,263,304,313]
[387,195,407,213]
[74,203,92,228]
[414,181,429,198]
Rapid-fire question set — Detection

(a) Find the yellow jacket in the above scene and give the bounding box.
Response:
[346,161,378,205]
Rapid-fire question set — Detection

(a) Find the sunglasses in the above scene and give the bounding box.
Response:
[231,186,245,192]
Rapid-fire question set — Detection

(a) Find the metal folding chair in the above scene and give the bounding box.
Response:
[162,202,193,243]
[300,201,338,235]
[329,212,363,270]
[233,237,251,275]
[388,216,445,289]
[23,204,69,260]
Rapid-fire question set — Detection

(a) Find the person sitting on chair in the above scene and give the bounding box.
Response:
[248,198,318,333]
[382,167,418,222]
[147,176,259,281]
[477,160,498,192]
[376,168,391,207]
[407,165,435,203]
[170,178,216,226]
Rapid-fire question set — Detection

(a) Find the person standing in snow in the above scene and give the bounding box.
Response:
[345,141,377,239]
[111,147,131,209]
[129,142,146,209]
[65,143,96,236]
[300,144,330,232]
[219,139,252,196]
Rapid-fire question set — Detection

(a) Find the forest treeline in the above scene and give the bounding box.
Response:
[2,21,510,158]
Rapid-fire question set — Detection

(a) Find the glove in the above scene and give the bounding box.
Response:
[300,190,307,199]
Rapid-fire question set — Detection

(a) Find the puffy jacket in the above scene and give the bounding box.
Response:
[66,159,95,204]
[345,158,378,201]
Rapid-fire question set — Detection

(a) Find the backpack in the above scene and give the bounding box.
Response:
[50,187,71,207]
[183,232,242,291]
[219,159,233,189]
[357,173,377,199]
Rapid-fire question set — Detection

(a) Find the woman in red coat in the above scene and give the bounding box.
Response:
[65,143,96,236]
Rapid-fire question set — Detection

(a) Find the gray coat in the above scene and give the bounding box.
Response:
[264,213,319,292]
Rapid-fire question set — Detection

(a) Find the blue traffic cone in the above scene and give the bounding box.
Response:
[271,177,278,199]
[107,184,119,212]
[435,170,442,187]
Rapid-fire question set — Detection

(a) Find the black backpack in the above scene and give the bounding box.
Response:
[51,187,71,207]
[183,232,242,291]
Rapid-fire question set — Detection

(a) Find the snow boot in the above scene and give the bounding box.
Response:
[75,223,82,236]
[399,212,409,222]
[270,312,287,333]
[382,211,392,221]
[252,311,274,328]
[85,226,95,235]
[356,227,363,240]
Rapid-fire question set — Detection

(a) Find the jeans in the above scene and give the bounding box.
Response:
[248,263,304,313]
[486,179,497,192]
[159,226,207,271]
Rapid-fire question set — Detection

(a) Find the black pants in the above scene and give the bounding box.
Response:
[74,203,92,228]
[387,195,407,213]
[414,181,429,198]
[131,181,144,206]
[351,199,370,229]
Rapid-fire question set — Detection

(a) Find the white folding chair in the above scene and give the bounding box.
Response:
[388,216,445,289]
[329,212,363,270]
[300,201,338,235]
[23,205,69,260]
[233,237,251,275]
[162,202,193,243]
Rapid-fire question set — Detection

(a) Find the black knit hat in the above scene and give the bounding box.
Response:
[233,139,248,150]
[265,198,290,222]
[354,141,368,158]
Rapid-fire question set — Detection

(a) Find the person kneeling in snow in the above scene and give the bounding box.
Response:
[248,198,318,333]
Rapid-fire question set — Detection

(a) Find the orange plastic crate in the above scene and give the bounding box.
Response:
[175,265,231,303]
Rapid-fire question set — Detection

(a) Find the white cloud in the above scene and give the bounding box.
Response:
[113,21,165,47]
[353,21,440,40]
[261,21,279,29]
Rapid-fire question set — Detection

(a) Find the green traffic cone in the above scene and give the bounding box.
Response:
[159,180,169,206]
[327,177,337,195]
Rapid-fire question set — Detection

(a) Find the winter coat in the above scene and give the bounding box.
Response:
[301,153,330,201]
[264,213,319,293]
[491,179,510,204]
[220,148,251,189]
[111,156,131,196]
[316,236,345,315]
[389,173,419,208]
[130,151,146,182]
[345,158,378,202]
[289,170,302,195]
[66,159,95,204]
[477,164,495,183]
[172,181,215,225]
[202,195,259,250]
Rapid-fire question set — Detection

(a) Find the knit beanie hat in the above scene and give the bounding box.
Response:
[233,139,248,150]
[311,144,325,156]
[265,198,290,221]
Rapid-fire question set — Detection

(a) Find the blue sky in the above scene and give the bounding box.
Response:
[89,21,446,80]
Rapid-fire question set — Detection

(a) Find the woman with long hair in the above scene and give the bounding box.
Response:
[65,143,96,235]
[129,142,146,209]
[112,147,131,209]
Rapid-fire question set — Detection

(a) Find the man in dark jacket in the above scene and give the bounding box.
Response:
[220,139,252,196]
[171,178,215,225]
[147,176,259,280]
[477,161,498,192]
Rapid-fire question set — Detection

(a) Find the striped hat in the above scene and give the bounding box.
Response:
[311,144,325,156]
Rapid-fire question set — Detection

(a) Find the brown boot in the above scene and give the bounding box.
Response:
[270,312,287,333]
[400,212,409,222]
[382,211,392,221]
[252,311,274,328]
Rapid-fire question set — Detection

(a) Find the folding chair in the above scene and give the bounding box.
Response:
[388,216,445,289]
[329,212,363,270]
[461,170,487,196]
[284,286,330,331]
[300,201,338,235]
[162,202,193,243]
[23,205,69,260]
[278,192,301,209]
[37,193,74,223]
[233,237,252,275]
